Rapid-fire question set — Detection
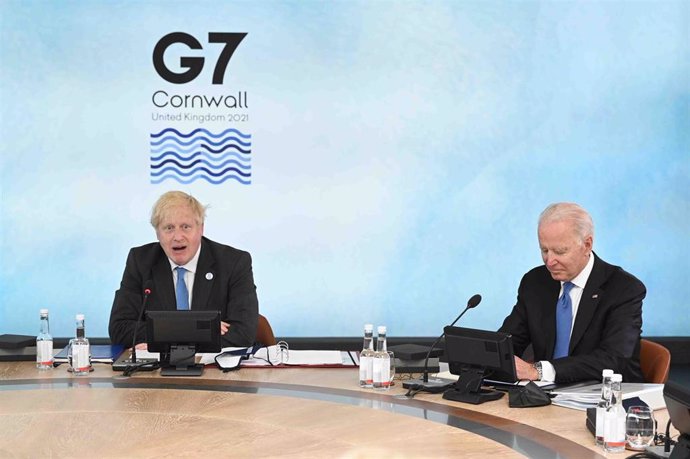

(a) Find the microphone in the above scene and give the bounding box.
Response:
[402,294,482,391]
[130,280,153,364]
[113,280,158,372]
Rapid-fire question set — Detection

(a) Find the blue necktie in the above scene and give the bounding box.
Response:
[553,281,575,359]
[175,267,189,310]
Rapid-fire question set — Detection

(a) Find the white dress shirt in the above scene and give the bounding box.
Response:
[166,245,201,309]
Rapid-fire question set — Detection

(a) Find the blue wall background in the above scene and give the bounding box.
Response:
[1,1,688,338]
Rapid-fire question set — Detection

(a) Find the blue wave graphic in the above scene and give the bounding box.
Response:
[151,128,251,140]
[150,150,250,163]
[151,174,252,185]
[200,143,251,155]
[150,135,252,148]
[151,158,251,172]
[150,143,251,155]
[150,129,252,186]
[151,166,250,178]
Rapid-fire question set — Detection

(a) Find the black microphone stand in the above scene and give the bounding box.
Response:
[112,282,158,373]
[402,294,481,392]
[130,285,152,364]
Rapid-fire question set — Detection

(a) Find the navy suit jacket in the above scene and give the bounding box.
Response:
[109,237,258,348]
[499,254,645,383]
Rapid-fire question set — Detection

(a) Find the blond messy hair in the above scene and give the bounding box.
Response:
[150,191,207,229]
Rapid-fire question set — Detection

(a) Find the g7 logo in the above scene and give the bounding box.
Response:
[152,32,247,84]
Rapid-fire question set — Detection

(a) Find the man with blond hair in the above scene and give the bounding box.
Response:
[109,191,258,348]
[499,202,646,383]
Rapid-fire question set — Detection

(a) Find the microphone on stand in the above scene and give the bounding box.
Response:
[402,294,482,391]
[130,280,153,364]
[113,280,158,372]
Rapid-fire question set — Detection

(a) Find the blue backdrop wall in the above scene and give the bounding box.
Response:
[1,1,688,338]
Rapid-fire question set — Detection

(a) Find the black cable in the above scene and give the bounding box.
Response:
[403,381,453,396]
[403,387,422,398]
[664,418,672,454]
[122,361,160,377]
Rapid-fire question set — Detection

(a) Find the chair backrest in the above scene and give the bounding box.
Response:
[256,314,277,346]
[639,339,671,384]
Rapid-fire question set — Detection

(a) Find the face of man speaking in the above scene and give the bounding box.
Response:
[538,219,592,282]
[155,204,204,266]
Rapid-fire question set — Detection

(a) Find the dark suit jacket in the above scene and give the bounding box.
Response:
[499,254,646,383]
[109,237,258,348]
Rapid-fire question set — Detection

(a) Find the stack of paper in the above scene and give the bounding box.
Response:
[239,346,345,366]
[198,345,349,370]
[550,383,665,411]
[133,345,352,370]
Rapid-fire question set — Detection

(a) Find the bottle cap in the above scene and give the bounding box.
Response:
[364,324,373,332]
[377,325,386,334]
[602,369,614,377]
[611,373,622,382]
[76,314,85,320]
[40,309,49,315]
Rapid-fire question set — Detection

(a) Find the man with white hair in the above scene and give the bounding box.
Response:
[499,202,646,383]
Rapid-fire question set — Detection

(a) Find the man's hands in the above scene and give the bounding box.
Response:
[133,321,230,350]
[514,356,539,380]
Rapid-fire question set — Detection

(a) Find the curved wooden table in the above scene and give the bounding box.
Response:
[0,362,660,458]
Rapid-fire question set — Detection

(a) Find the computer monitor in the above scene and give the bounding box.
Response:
[146,310,221,376]
[443,325,517,404]
[663,380,690,459]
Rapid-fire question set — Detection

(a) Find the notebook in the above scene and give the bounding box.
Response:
[54,344,125,363]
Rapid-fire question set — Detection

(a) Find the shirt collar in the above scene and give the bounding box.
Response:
[167,244,201,274]
[566,252,595,290]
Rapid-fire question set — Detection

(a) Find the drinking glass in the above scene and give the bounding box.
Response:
[626,406,655,450]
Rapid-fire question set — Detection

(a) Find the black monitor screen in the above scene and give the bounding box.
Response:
[444,325,517,385]
[664,380,690,459]
[664,380,690,435]
[146,310,221,354]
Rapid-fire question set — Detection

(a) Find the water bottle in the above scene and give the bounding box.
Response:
[603,373,626,452]
[595,369,614,445]
[36,309,54,370]
[68,314,91,375]
[359,324,374,387]
[372,325,390,389]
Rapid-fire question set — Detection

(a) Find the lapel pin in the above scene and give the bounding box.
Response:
[592,294,599,299]
[206,272,214,280]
